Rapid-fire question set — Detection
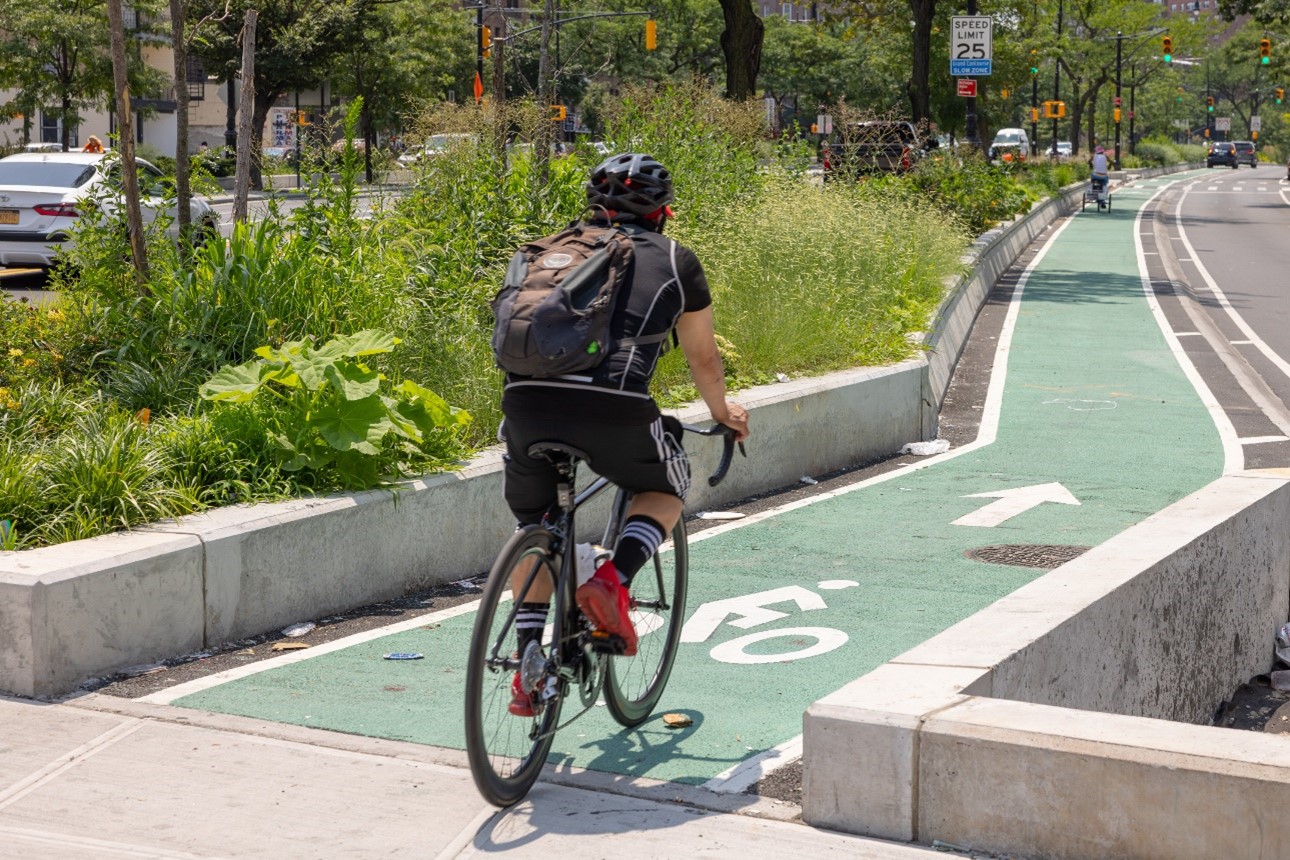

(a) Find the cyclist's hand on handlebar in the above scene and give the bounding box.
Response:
[713,399,750,443]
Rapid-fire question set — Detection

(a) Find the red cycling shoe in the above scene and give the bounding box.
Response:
[575,561,637,656]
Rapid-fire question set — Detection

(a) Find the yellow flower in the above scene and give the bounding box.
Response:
[46,308,65,322]
[7,348,22,358]
[21,358,36,368]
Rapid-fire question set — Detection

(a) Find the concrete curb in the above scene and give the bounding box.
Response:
[0,165,1187,699]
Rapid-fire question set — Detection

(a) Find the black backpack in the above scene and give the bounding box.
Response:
[491,222,668,378]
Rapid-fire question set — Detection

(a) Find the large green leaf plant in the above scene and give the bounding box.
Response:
[200,330,470,489]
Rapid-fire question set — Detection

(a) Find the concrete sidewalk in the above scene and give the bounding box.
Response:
[0,695,954,859]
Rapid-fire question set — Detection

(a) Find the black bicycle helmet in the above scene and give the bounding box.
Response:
[586,152,674,218]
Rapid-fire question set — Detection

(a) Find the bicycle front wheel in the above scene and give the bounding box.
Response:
[605,518,688,727]
[465,526,563,807]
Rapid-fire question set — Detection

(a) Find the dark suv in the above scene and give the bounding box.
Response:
[1207,142,1237,169]
[1232,140,1257,167]
[822,121,925,178]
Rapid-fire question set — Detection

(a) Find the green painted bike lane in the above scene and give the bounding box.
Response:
[170,174,1225,786]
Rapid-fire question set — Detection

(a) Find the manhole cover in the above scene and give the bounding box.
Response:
[964,544,1091,569]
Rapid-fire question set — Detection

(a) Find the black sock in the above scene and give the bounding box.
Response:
[516,602,548,654]
[612,515,667,585]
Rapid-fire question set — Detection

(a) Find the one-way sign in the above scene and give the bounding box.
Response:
[951,16,993,76]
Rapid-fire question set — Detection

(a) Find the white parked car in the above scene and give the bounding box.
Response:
[1056,141,1073,157]
[0,151,217,269]
[989,128,1032,163]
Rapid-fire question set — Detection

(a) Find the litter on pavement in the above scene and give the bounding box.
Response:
[901,438,951,456]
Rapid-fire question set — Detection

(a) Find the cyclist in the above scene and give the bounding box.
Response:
[1089,145,1110,204]
[500,152,750,716]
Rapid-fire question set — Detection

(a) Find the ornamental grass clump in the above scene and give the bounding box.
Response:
[652,173,968,401]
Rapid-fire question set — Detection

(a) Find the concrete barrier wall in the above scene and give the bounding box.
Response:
[802,469,1290,858]
[0,169,1167,699]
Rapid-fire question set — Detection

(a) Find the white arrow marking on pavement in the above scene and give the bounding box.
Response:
[951,482,1080,528]
[681,586,828,644]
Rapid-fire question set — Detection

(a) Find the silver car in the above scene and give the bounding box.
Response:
[0,151,217,269]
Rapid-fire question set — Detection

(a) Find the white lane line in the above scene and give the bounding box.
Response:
[1231,340,1254,345]
[704,734,803,793]
[1147,184,1242,474]
[137,600,482,704]
[1175,332,1203,337]
[1240,436,1290,445]
[0,720,145,810]
[1173,187,1290,386]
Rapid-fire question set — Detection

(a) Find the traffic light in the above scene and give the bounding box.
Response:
[1207,95,1215,112]
[1260,38,1271,64]
[1277,87,1286,104]
[481,25,492,58]
[1030,107,1040,122]
[1162,35,1173,63]
[1030,49,1039,76]
[1043,100,1066,118]
[1001,88,1010,99]
[645,19,657,51]
[1113,107,1122,123]
[549,105,567,121]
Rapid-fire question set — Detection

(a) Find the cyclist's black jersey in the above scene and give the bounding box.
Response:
[503,221,712,424]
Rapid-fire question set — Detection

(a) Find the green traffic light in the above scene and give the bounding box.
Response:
[1164,53,1172,62]
[1262,56,1270,65]
[1030,66,1039,75]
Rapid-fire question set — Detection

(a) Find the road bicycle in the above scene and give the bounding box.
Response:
[464,421,741,807]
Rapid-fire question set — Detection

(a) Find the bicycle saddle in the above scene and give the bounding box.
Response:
[526,441,590,463]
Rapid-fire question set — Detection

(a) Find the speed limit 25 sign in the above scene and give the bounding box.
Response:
[950,16,993,76]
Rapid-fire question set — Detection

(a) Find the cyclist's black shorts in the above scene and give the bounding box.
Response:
[500,407,691,525]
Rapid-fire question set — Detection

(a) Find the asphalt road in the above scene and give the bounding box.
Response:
[1140,163,1290,470]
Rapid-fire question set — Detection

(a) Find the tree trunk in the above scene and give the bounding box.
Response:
[106,0,149,290]
[233,10,257,222]
[718,0,763,100]
[61,91,72,152]
[907,0,934,124]
[170,0,192,240]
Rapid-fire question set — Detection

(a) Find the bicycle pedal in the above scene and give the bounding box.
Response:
[588,631,627,655]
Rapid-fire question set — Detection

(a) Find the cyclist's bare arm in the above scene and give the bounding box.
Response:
[675,307,750,442]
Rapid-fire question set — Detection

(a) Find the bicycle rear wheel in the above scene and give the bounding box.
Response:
[604,518,688,727]
[465,526,564,806]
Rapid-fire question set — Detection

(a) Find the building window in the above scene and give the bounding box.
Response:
[40,112,78,147]
[187,55,206,101]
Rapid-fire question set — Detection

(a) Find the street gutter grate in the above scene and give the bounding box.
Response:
[964,544,1091,569]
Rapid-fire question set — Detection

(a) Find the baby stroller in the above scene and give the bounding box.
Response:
[1082,173,1111,212]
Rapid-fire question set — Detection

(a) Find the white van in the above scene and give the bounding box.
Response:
[989,128,1031,163]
